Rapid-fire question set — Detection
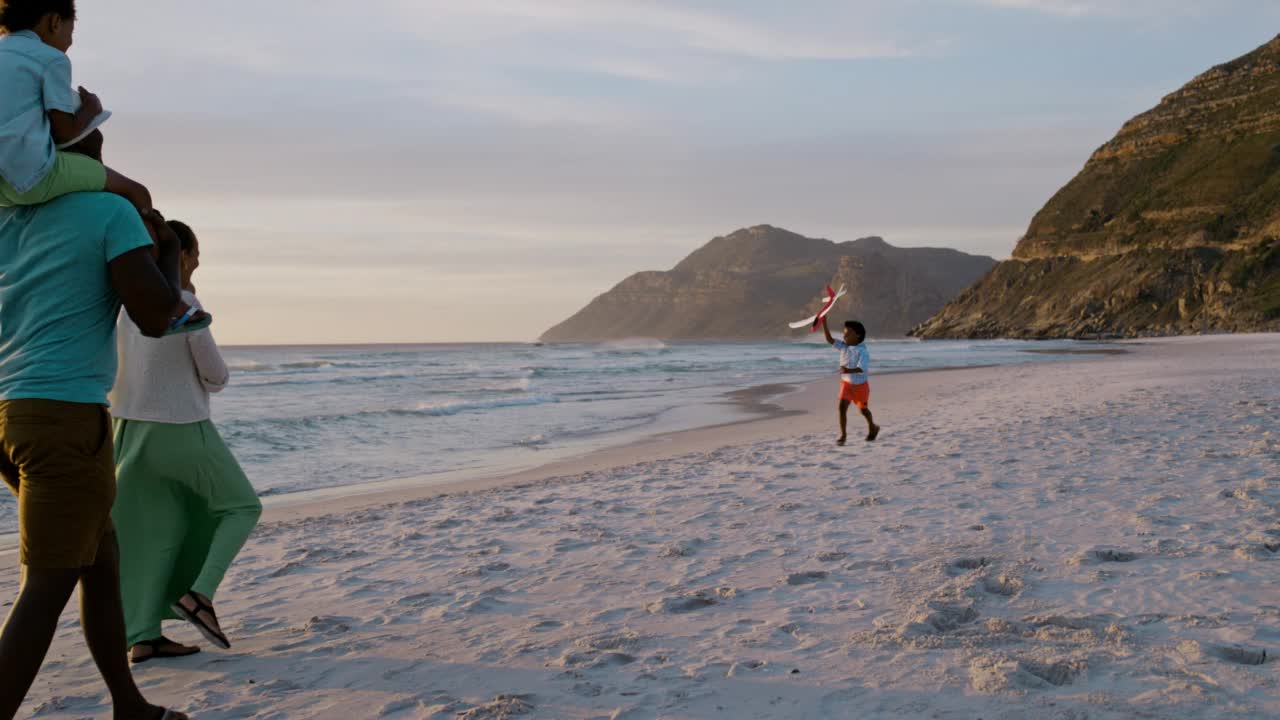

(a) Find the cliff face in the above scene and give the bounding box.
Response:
[540,226,995,342]
[914,34,1280,338]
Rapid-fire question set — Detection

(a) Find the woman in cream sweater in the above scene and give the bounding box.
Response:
[110,220,261,663]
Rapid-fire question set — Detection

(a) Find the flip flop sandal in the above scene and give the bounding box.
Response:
[171,592,231,649]
[131,636,201,664]
[164,311,213,336]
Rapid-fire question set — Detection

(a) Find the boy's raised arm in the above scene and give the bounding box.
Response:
[822,315,836,346]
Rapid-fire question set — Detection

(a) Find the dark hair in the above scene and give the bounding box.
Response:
[167,220,197,252]
[0,0,76,34]
[844,320,866,339]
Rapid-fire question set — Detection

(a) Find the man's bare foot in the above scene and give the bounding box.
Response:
[130,636,200,664]
[866,424,880,442]
[836,436,847,446]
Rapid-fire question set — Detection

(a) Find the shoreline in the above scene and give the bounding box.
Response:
[0,355,1118,561]
[244,355,1117,524]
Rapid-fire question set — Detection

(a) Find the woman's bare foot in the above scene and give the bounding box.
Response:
[836,435,847,446]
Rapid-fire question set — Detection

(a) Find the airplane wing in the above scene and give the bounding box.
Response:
[788,285,847,331]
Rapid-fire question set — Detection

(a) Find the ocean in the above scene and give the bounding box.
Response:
[0,338,1088,532]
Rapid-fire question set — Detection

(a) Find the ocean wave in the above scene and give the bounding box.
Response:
[594,338,670,354]
[528,361,723,378]
[394,394,556,417]
[227,359,383,374]
[279,360,335,370]
[221,394,562,435]
[228,361,275,373]
[232,371,534,393]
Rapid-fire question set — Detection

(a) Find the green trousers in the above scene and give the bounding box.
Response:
[111,418,262,648]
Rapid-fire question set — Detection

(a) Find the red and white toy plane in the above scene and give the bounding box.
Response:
[788,284,848,331]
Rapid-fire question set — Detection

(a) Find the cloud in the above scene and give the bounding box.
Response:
[971,0,1212,19]
[399,0,917,61]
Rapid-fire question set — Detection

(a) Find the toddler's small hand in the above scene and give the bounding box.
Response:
[77,86,103,117]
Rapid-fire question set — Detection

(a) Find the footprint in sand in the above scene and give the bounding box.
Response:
[456,695,534,720]
[659,540,701,558]
[1089,549,1139,563]
[947,557,990,575]
[968,655,1087,693]
[1180,640,1269,665]
[1233,544,1280,561]
[551,650,636,669]
[1214,644,1269,665]
[783,570,830,586]
[889,603,981,641]
[982,574,1025,597]
[725,659,767,677]
[377,694,462,719]
[646,592,718,614]
[300,615,354,634]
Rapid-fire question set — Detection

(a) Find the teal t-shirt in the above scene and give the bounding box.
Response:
[0,193,153,404]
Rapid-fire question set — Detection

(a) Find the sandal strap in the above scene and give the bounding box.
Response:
[176,592,230,648]
[183,592,219,622]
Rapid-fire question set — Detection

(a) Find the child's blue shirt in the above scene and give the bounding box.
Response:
[0,31,80,194]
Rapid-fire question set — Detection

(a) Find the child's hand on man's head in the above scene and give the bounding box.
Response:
[143,210,177,250]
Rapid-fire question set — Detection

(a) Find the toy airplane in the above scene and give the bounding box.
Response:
[789,284,847,331]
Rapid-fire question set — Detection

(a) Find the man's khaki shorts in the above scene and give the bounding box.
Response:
[0,399,116,568]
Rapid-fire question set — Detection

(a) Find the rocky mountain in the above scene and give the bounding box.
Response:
[913,34,1280,339]
[540,226,996,342]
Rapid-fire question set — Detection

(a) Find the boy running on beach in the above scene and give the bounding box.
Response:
[0,0,151,213]
[822,316,880,446]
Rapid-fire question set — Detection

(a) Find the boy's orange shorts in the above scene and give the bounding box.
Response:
[839,380,870,409]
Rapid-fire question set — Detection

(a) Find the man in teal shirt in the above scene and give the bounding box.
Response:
[0,192,189,720]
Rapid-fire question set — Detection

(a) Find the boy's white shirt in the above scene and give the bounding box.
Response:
[832,339,870,385]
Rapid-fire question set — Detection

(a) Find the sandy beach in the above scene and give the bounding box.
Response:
[6,334,1279,719]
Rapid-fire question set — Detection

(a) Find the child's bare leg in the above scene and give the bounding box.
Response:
[104,167,152,216]
[862,406,880,442]
[65,129,104,162]
[837,399,850,445]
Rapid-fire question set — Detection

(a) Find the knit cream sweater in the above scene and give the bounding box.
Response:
[109,291,229,423]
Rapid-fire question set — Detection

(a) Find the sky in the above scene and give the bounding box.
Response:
[71,1,1280,344]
